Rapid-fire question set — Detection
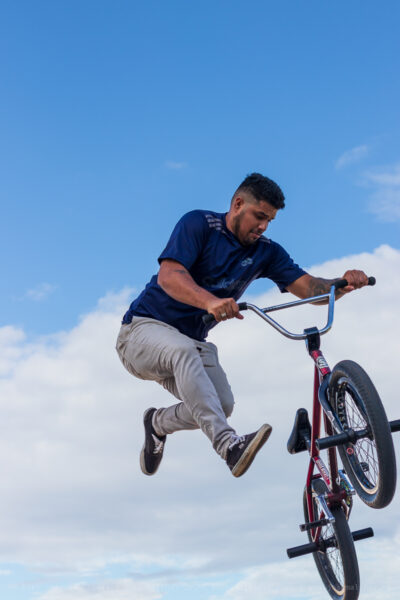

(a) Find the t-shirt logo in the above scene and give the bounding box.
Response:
[241,258,253,267]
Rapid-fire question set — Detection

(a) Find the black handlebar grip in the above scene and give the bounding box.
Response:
[202,313,216,325]
[333,279,348,290]
[201,302,248,325]
[334,276,376,291]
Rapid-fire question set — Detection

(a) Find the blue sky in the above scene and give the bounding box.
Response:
[1,0,399,336]
[1,2,400,600]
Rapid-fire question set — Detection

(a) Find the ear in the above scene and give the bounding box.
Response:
[233,195,245,211]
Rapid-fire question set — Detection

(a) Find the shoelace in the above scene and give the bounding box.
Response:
[152,434,165,455]
[228,434,246,451]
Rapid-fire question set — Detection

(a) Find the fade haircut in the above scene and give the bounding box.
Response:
[233,172,285,209]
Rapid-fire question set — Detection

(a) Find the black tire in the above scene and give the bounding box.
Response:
[329,360,396,509]
[303,479,360,600]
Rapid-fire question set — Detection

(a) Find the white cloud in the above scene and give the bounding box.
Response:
[210,559,323,599]
[1,248,400,598]
[369,188,400,222]
[0,326,27,375]
[364,163,400,222]
[164,160,187,170]
[25,282,57,301]
[335,145,369,169]
[38,579,161,600]
[212,534,400,600]
[365,164,400,187]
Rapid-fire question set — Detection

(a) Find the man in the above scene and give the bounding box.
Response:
[116,173,368,478]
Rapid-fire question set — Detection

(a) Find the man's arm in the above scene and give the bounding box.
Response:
[287,271,369,303]
[157,259,243,321]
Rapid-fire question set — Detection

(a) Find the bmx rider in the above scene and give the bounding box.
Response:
[116,173,368,477]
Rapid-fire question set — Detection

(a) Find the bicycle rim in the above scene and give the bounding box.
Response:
[330,360,396,508]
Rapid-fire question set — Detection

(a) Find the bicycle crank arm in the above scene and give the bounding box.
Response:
[287,527,374,559]
[315,493,335,524]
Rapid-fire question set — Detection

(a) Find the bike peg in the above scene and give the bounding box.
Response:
[287,528,374,559]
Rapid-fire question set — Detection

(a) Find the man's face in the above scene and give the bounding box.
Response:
[228,194,278,246]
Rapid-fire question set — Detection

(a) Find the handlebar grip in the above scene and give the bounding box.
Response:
[202,313,216,325]
[333,279,348,290]
[201,302,248,325]
[334,276,376,290]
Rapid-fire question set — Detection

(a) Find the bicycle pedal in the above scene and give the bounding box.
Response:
[300,518,330,532]
[361,462,369,472]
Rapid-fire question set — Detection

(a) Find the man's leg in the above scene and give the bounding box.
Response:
[116,317,235,458]
[154,340,234,437]
[117,317,272,476]
[198,340,235,418]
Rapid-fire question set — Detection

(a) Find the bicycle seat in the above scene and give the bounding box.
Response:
[287,408,312,454]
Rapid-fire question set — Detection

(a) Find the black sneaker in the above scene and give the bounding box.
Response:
[140,407,167,476]
[226,424,272,477]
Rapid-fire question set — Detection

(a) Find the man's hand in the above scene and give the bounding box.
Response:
[287,270,369,301]
[205,297,244,322]
[340,270,369,294]
[158,260,244,321]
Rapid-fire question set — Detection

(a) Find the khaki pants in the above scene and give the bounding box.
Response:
[116,316,236,459]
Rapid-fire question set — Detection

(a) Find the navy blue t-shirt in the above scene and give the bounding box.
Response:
[122,210,307,341]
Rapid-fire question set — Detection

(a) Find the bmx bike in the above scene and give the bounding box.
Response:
[205,277,400,599]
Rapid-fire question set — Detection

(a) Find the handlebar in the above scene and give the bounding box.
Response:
[334,276,375,290]
[202,276,376,340]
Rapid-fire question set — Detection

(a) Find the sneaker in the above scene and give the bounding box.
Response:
[226,424,272,477]
[140,407,167,476]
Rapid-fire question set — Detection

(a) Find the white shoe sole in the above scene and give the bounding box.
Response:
[140,407,160,476]
[231,424,272,477]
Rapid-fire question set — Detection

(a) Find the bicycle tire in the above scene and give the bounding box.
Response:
[303,479,360,600]
[329,360,396,509]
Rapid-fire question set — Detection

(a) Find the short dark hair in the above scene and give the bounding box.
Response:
[233,172,285,209]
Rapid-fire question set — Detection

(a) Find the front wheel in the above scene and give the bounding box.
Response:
[329,360,396,509]
[304,479,360,600]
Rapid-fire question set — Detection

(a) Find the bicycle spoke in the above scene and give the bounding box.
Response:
[324,523,344,588]
[341,387,379,491]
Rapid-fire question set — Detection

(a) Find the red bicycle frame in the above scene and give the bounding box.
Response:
[305,349,348,539]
